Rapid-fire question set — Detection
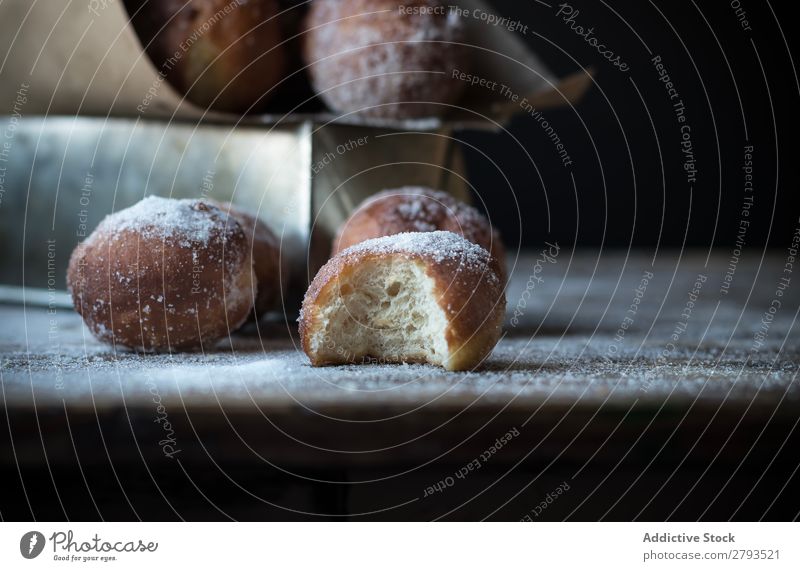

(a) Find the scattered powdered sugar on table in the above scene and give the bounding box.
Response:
[3,304,797,409]
[3,252,799,409]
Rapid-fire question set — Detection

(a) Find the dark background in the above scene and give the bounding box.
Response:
[131,0,799,251]
[2,0,799,524]
[460,0,798,250]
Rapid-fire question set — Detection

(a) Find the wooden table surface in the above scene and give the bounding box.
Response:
[1,251,798,520]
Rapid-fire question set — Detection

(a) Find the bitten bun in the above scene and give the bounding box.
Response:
[300,231,505,371]
[67,197,255,352]
[211,201,286,317]
[333,187,506,280]
[135,0,287,113]
[302,0,468,119]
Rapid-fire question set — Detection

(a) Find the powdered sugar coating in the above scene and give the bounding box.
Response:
[299,230,506,369]
[67,196,255,352]
[301,230,502,323]
[303,0,468,119]
[366,187,486,232]
[343,230,497,279]
[209,200,286,317]
[333,187,507,279]
[92,196,230,249]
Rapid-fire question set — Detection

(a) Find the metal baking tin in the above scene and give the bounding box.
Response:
[0,0,590,302]
[0,116,469,298]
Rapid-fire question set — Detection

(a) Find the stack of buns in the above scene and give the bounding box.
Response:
[332,187,506,279]
[73,2,506,367]
[68,187,505,369]
[131,0,469,118]
[301,187,506,370]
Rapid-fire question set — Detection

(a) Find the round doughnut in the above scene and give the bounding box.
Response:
[211,201,286,318]
[332,187,507,280]
[67,197,255,352]
[302,0,468,119]
[300,231,505,371]
[137,0,287,113]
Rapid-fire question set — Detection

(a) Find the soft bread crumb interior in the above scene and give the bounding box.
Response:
[310,258,449,366]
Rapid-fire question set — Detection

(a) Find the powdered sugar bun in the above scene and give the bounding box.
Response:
[300,231,505,371]
[302,0,469,119]
[138,0,287,113]
[333,187,507,280]
[211,200,287,318]
[67,196,255,352]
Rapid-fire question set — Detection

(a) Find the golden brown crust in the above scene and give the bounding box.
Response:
[333,187,507,281]
[67,198,254,352]
[300,231,505,370]
[138,0,287,113]
[302,0,468,119]
[212,201,286,317]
